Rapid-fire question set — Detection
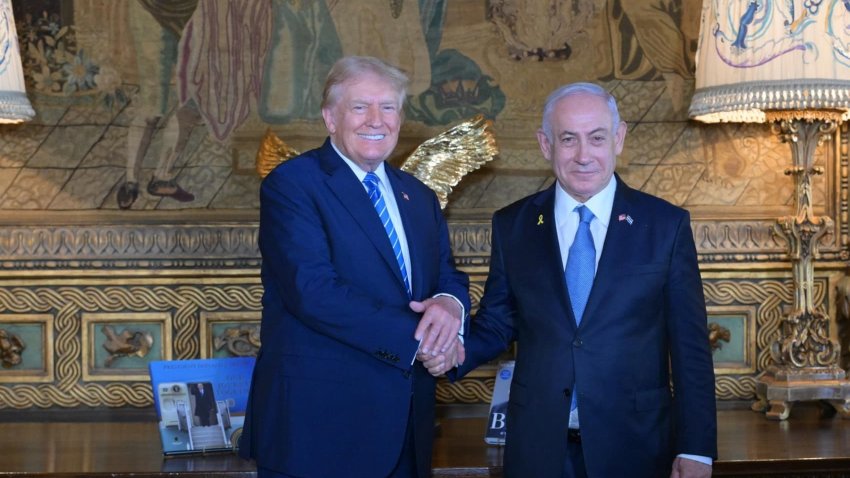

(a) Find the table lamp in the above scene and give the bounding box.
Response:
[689,0,850,420]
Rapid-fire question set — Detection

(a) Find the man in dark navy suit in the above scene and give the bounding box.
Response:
[425,83,716,478]
[239,56,470,478]
[190,382,216,427]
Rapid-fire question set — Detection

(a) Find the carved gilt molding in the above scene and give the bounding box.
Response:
[0,280,261,409]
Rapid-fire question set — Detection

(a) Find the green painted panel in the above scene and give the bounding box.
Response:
[709,315,746,364]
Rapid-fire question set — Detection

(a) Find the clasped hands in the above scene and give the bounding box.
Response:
[410,296,466,377]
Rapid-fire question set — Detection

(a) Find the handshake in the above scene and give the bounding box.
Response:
[409,297,467,377]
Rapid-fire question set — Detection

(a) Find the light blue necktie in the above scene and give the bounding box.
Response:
[363,172,411,297]
[565,205,595,411]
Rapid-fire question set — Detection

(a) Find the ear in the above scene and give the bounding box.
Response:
[321,107,336,135]
[614,121,627,155]
[536,129,553,163]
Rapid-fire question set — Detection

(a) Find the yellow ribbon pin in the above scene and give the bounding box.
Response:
[537,214,544,225]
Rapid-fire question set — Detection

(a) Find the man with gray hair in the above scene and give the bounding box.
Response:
[427,82,717,477]
[240,56,470,478]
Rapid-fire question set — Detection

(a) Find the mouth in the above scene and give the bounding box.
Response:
[358,134,386,141]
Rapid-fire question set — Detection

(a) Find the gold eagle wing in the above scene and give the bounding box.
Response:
[256,115,499,210]
[400,114,498,209]
[255,128,300,178]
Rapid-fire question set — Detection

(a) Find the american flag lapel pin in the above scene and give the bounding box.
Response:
[618,213,634,225]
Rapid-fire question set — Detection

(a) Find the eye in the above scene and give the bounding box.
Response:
[591,135,606,144]
[561,136,576,146]
[382,104,398,112]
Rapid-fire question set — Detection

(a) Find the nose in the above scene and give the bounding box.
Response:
[365,105,382,127]
[575,141,591,164]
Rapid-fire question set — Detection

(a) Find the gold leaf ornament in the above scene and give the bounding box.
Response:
[255,128,300,178]
[400,114,499,209]
[255,115,499,209]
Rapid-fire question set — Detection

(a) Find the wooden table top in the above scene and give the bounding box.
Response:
[1,405,849,477]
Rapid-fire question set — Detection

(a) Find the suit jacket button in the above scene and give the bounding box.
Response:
[573,338,583,347]
[563,388,571,398]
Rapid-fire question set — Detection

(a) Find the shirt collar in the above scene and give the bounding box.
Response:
[331,141,389,185]
[554,176,617,227]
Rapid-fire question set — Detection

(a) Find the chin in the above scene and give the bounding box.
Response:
[363,152,393,163]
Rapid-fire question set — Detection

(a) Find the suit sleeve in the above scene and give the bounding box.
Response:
[429,189,472,319]
[665,210,718,459]
[455,212,518,378]
[259,168,429,370]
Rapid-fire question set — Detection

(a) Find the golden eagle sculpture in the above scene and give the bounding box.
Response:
[255,115,499,209]
[255,128,300,178]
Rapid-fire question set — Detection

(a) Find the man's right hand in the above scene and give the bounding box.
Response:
[410,296,462,356]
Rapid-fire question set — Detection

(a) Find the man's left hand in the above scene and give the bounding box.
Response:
[417,341,465,376]
[670,457,711,478]
[410,296,462,356]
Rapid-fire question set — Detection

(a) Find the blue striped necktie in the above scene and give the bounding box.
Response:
[565,205,595,411]
[363,172,411,297]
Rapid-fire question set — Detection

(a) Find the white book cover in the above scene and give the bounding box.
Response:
[484,360,514,445]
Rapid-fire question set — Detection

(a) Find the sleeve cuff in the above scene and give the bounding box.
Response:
[677,454,712,466]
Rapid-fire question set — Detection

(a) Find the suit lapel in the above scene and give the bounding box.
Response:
[528,186,575,328]
[321,143,407,289]
[582,176,635,323]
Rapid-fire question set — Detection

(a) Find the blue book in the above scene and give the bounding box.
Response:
[149,357,255,455]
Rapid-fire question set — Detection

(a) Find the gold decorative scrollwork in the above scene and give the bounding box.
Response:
[436,377,496,404]
[715,376,758,401]
[0,225,260,261]
[702,277,826,400]
[769,119,841,370]
[0,282,262,409]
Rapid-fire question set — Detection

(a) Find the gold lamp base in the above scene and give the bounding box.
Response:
[752,365,850,420]
[750,118,850,420]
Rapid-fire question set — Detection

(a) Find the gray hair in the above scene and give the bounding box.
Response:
[540,82,621,143]
[321,56,409,110]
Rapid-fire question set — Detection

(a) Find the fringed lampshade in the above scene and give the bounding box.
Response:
[0,0,34,123]
[689,1,850,124]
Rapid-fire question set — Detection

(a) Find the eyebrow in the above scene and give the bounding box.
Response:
[559,127,609,137]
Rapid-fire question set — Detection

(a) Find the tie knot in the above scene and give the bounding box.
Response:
[576,205,594,225]
[363,172,379,188]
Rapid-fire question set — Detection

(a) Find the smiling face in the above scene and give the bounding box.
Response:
[537,92,626,202]
[321,72,403,172]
